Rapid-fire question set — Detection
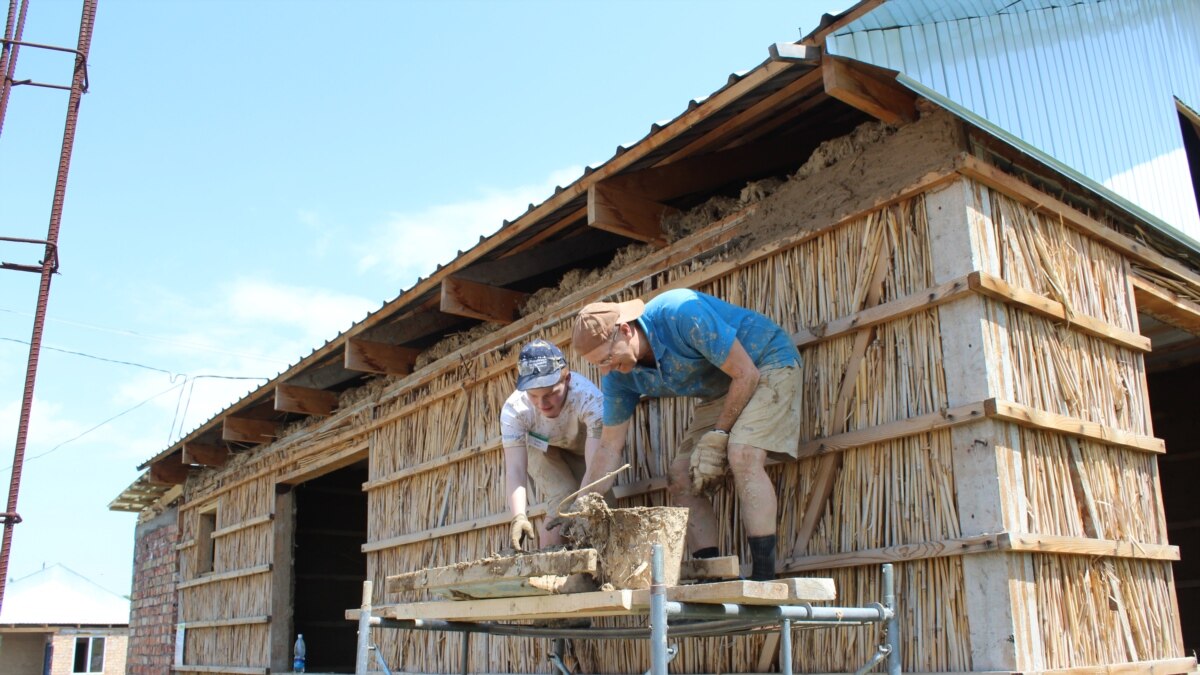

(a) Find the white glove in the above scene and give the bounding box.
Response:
[510,513,535,551]
[689,430,730,496]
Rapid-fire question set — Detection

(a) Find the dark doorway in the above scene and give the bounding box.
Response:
[292,460,368,673]
[1142,317,1200,653]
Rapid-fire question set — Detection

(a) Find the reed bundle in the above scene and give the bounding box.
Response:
[185,623,269,667]
[1001,307,1149,433]
[1011,430,1166,542]
[1034,555,1179,668]
[179,573,270,621]
[974,186,1136,331]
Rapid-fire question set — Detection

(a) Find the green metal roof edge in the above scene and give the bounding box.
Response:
[896,72,1200,260]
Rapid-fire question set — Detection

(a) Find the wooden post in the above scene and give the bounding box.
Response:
[270,488,295,673]
[927,178,1043,671]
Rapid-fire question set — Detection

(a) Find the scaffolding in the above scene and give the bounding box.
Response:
[0,0,97,610]
[352,547,901,675]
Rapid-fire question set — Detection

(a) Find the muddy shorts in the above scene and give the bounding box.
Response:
[679,365,802,462]
[526,446,616,512]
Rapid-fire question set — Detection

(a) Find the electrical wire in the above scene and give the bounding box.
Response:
[0,307,290,365]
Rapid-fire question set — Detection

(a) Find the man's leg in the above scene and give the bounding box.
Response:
[527,446,582,548]
[727,443,777,580]
[668,454,719,554]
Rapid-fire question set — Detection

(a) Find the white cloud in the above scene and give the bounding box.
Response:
[358,166,583,283]
[224,278,376,346]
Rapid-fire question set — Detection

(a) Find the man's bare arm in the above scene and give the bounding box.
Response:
[578,420,631,498]
[714,339,760,432]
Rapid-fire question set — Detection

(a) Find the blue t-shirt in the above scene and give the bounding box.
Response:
[602,289,800,425]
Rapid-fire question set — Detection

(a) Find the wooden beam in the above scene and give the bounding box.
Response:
[985,399,1165,454]
[797,402,988,459]
[180,615,270,629]
[439,276,529,324]
[1000,533,1178,561]
[210,513,273,539]
[792,274,973,347]
[386,549,600,595]
[782,534,1006,573]
[656,579,790,605]
[587,182,673,246]
[221,417,276,445]
[680,556,740,580]
[274,383,337,417]
[149,456,189,485]
[1131,275,1200,335]
[776,577,838,601]
[970,272,1150,352]
[343,337,420,376]
[1032,656,1196,675]
[383,589,637,622]
[182,443,227,468]
[176,563,272,590]
[822,55,916,126]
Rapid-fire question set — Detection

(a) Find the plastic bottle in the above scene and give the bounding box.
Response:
[293,634,306,673]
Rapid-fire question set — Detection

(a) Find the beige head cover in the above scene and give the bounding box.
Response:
[572,299,646,354]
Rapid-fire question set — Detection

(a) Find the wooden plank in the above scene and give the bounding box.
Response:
[1032,657,1197,675]
[775,577,838,602]
[439,276,529,324]
[176,564,272,590]
[274,383,337,416]
[149,456,189,485]
[1001,533,1179,561]
[363,437,502,490]
[781,534,1006,573]
[276,442,368,486]
[180,615,270,629]
[680,556,740,580]
[797,402,987,459]
[172,666,268,674]
[656,580,790,605]
[587,182,673,246]
[970,272,1151,352]
[210,513,273,539]
[822,55,916,126]
[1131,275,1200,335]
[181,443,227,468]
[386,549,600,594]
[384,589,637,621]
[343,337,420,375]
[792,274,974,347]
[429,574,598,601]
[221,417,276,444]
[958,156,1200,289]
[985,399,1165,454]
[173,538,196,552]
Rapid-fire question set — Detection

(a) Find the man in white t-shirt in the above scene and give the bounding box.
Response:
[501,339,604,551]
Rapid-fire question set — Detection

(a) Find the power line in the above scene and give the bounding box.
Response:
[0,307,290,365]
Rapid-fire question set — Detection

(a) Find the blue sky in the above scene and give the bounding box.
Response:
[0,0,837,596]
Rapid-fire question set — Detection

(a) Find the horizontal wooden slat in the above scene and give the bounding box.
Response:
[383,589,637,622]
[1131,274,1200,335]
[173,539,196,551]
[386,549,600,594]
[781,533,1175,574]
[986,399,1165,454]
[176,564,272,590]
[363,437,502,491]
[680,556,740,580]
[970,272,1150,352]
[179,615,270,629]
[209,514,273,539]
[172,666,268,674]
[1033,656,1197,675]
[798,402,987,459]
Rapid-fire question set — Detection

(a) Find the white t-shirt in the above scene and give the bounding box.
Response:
[500,371,604,456]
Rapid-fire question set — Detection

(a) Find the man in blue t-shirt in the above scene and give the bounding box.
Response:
[571,288,802,581]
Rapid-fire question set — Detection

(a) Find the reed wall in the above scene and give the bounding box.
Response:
[165,157,1187,673]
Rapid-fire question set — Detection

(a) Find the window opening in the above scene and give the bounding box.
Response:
[72,636,105,673]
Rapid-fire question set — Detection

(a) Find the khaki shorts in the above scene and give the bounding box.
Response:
[526,447,615,511]
[679,366,801,462]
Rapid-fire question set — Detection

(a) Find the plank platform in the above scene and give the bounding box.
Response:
[349,579,837,622]
[386,549,600,595]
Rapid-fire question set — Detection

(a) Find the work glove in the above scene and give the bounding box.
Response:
[689,430,730,496]
[510,513,535,552]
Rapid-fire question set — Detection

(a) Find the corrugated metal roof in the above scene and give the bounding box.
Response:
[830,0,1200,244]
